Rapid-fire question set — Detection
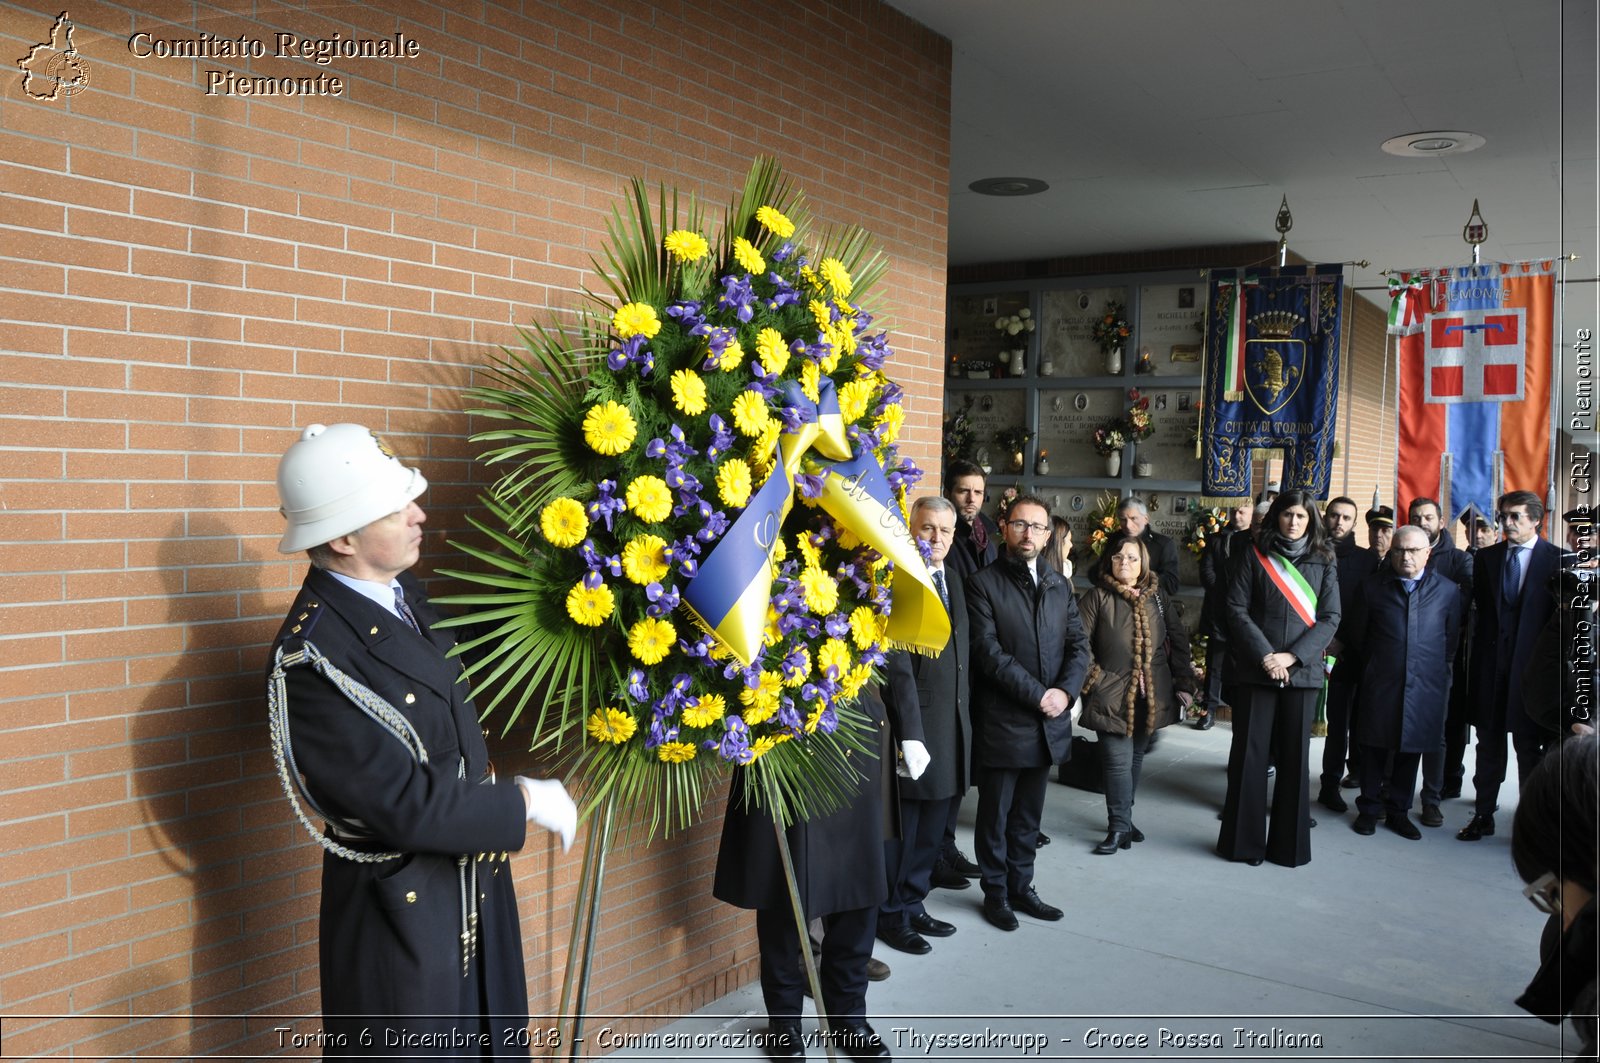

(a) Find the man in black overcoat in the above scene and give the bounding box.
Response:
[267,424,577,1058]
[1195,502,1254,729]
[1343,526,1463,839]
[966,495,1091,931]
[1459,489,1564,841]
[877,496,970,956]
[1316,496,1369,810]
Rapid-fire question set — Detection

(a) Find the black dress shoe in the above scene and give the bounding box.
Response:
[1420,804,1444,828]
[1009,886,1064,921]
[767,1019,805,1058]
[832,1022,890,1060]
[1309,817,1318,828]
[1194,710,1216,730]
[1128,824,1145,843]
[1439,783,1462,800]
[1092,830,1132,855]
[909,912,956,938]
[945,848,982,877]
[1352,813,1377,835]
[1386,812,1422,840]
[1457,812,1495,840]
[1246,857,1265,866]
[876,922,930,955]
[1340,772,1358,788]
[1316,788,1349,813]
[1036,831,1052,846]
[929,866,971,891]
[982,896,1018,931]
[866,957,890,981]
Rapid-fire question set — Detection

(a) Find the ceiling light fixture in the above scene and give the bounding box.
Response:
[968,177,1049,197]
[1380,131,1486,157]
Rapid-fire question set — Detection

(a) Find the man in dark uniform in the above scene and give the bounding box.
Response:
[1407,496,1473,826]
[1458,490,1564,841]
[877,496,970,957]
[966,495,1091,931]
[1365,504,1395,558]
[266,423,577,1058]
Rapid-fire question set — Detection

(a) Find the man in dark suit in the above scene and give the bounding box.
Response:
[1317,496,1369,812]
[1195,502,1254,729]
[1114,497,1180,598]
[267,423,576,1058]
[943,458,999,581]
[1430,509,1498,805]
[966,495,1092,931]
[1343,526,1463,839]
[1459,489,1563,841]
[877,496,971,956]
[1407,496,1473,825]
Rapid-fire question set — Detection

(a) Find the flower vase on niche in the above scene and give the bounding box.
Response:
[1009,450,1024,473]
[1104,450,1122,477]
[1010,348,1026,376]
[1035,450,1050,476]
[1106,347,1123,374]
[1133,452,1153,478]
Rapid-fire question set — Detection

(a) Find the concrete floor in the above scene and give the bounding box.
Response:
[591,724,1568,1062]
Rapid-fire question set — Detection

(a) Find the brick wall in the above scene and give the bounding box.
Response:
[0,0,951,1056]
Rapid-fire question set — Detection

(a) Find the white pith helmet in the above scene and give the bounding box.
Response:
[275,424,427,553]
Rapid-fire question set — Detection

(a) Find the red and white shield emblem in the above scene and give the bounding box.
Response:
[1423,307,1525,403]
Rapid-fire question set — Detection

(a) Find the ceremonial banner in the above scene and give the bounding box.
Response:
[1201,264,1345,498]
[1388,260,1554,522]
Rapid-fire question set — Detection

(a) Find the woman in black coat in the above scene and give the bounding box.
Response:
[1216,489,1341,867]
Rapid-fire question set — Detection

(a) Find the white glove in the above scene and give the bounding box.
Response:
[515,776,577,852]
[897,739,930,780]
[1068,698,1083,726]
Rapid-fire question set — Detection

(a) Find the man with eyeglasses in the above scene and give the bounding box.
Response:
[1458,490,1563,841]
[965,495,1091,931]
[1340,526,1463,839]
[1404,497,1475,825]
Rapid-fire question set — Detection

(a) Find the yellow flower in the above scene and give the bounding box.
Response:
[755,205,795,239]
[732,236,766,275]
[625,475,673,523]
[841,663,872,698]
[670,368,707,415]
[769,535,787,565]
[849,605,881,650]
[809,299,831,331]
[747,734,786,761]
[539,497,588,548]
[612,301,662,339]
[875,401,904,445]
[621,534,670,585]
[800,567,840,615]
[799,361,820,403]
[731,390,773,437]
[718,337,745,371]
[781,646,811,687]
[682,693,725,728]
[566,581,614,626]
[664,229,709,262]
[751,422,781,469]
[804,703,824,733]
[838,378,874,423]
[796,534,821,569]
[716,458,753,508]
[628,616,676,665]
[583,400,636,456]
[819,257,853,298]
[586,706,637,744]
[738,670,783,725]
[656,741,697,763]
[817,637,852,678]
[822,323,854,365]
[755,327,788,375]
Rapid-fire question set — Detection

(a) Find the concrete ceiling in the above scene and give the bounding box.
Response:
[888,0,1597,291]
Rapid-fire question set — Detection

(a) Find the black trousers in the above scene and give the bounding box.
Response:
[974,764,1050,900]
[1217,685,1315,867]
[757,905,874,1023]
[1355,745,1422,817]
[1203,639,1228,711]
[1422,670,1472,800]
[1318,678,1359,792]
[1471,720,1553,815]
[882,795,959,927]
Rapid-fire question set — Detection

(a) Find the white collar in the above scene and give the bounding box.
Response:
[327,570,405,618]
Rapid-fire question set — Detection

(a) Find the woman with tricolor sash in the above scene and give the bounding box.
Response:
[1216,489,1341,867]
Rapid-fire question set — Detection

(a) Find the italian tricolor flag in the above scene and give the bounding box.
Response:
[1253,547,1317,627]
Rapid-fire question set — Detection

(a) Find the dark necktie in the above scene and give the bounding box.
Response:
[393,586,423,633]
[970,516,988,553]
[1502,547,1524,605]
[932,568,949,610]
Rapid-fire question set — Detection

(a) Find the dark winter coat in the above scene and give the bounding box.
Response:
[881,565,971,801]
[1076,583,1198,737]
[1199,526,1250,640]
[1328,534,1379,681]
[1470,537,1563,730]
[965,555,1092,767]
[1346,566,1462,752]
[1224,540,1342,689]
[268,568,530,1058]
[947,511,1000,581]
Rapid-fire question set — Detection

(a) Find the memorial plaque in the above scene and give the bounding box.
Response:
[1134,283,1205,376]
[1039,286,1128,378]
[1037,388,1125,478]
[949,291,1029,378]
[1130,491,1203,587]
[1129,388,1203,480]
[950,389,1029,475]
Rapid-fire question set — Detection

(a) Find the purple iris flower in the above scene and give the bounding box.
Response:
[645,582,680,617]
[816,707,839,734]
[665,300,709,336]
[860,647,886,668]
[645,719,677,749]
[914,536,933,564]
[712,717,754,764]
[626,668,649,703]
[696,510,730,543]
[586,479,624,532]
[776,699,801,730]
[777,612,808,637]
[766,272,798,309]
[706,415,735,458]
[715,275,756,323]
[825,613,851,640]
[795,472,825,499]
[857,332,889,370]
[800,617,821,640]
[771,241,795,263]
